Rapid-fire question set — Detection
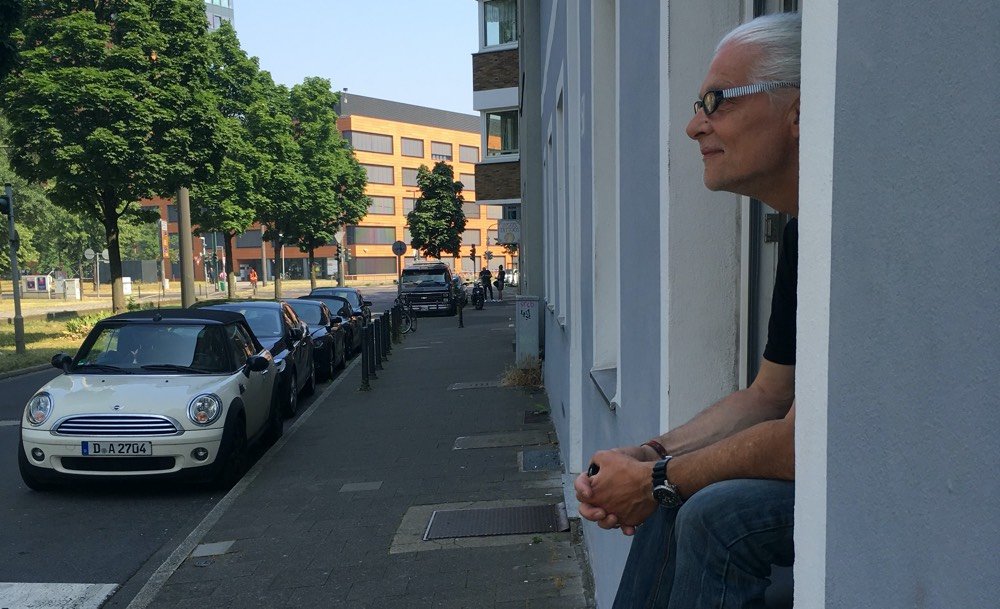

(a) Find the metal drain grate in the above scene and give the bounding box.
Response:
[423,503,569,540]
[448,381,500,390]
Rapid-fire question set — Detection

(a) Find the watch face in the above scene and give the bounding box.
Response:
[653,484,683,508]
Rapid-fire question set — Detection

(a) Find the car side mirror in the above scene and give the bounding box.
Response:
[51,353,72,371]
[245,354,270,374]
[331,316,344,325]
[290,325,304,340]
[363,300,372,307]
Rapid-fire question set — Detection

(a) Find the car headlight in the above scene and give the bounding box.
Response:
[188,394,223,426]
[25,392,53,426]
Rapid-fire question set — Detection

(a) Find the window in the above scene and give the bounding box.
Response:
[462,256,482,274]
[484,0,518,47]
[367,196,395,215]
[486,110,519,156]
[460,173,476,192]
[402,167,419,187]
[346,226,396,245]
[401,137,424,158]
[431,141,453,161]
[462,202,481,218]
[403,227,412,243]
[167,204,178,222]
[361,164,394,185]
[403,198,417,214]
[460,145,480,164]
[345,131,393,154]
[348,257,397,275]
[487,229,498,246]
[462,229,481,245]
[486,205,503,219]
[235,230,262,248]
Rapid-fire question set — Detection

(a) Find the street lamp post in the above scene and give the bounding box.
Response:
[1,183,26,354]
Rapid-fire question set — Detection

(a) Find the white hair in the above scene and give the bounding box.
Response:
[717,12,801,84]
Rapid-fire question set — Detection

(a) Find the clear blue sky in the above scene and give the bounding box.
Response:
[232,0,478,116]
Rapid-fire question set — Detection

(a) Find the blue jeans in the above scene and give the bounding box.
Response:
[613,479,794,609]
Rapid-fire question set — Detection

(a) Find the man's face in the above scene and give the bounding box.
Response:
[685,42,799,212]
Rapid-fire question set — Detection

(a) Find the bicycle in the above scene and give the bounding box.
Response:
[396,295,417,334]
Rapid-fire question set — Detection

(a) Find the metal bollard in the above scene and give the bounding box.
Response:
[360,323,372,391]
[458,303,464,328]
[382,311,391,355]
[391,305,401,343]
[374,319,383,371]
[367,322,378,380]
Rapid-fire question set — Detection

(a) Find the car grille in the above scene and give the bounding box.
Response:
[54,415,181,437]
[61,457,176,472]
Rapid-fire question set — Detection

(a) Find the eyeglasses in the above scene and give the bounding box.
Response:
[693,81,800,116]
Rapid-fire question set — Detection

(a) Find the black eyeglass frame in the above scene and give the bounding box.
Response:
[693,81,800,116]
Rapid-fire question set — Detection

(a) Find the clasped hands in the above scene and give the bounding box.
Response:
[574,447,659,536]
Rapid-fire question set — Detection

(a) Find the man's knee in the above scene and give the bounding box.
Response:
[675,479,794,548]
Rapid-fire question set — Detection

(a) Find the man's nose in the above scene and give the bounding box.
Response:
[686,111,709,140]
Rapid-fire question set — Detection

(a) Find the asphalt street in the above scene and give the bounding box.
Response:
[0,286,400,607]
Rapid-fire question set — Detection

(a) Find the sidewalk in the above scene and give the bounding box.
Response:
[118,303,594,609]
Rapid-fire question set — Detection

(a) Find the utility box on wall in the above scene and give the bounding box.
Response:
[515,295,540,368]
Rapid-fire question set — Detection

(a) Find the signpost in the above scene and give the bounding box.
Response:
[84,247,110,295]
[392,240,407,292]
[498,219,521,244]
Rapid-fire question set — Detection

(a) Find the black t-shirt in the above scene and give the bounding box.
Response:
[762,218,798,366]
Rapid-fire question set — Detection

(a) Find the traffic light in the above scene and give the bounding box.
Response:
[469,244,476,261]
[334,243,342,257]
[0,193,10,216]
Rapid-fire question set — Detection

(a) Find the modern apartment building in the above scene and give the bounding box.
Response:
[204,0,234,30]
[520,1,998,608]
[472,0,539,295]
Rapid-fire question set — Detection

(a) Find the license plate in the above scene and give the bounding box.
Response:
[81,441,152,456]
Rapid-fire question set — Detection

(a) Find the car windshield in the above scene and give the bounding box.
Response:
[212,306,282,337]
[74,323,232,374]
[324,289,359,306]
[302,297,350,317]
[401,271,447,286]
[287,301,323,325]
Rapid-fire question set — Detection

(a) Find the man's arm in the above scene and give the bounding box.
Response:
[577,359,795,528]
[635,359,795,461]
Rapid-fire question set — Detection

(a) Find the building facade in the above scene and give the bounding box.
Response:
[204,0,234,30]
[525,1,999,608]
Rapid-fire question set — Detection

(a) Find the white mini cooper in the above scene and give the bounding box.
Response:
[18,308,280,490]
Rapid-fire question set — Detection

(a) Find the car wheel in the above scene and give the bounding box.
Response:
[283,373,299,418]
[262,390,283,447]
[18,441,55,491]
[303,360,317,397]
[212,413,247,490]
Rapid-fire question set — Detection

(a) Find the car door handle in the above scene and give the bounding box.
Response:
[239,383,245,394]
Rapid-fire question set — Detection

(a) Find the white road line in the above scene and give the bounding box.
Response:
[0,582,118,609]
[125,357,361,609]
[0,420,19,427]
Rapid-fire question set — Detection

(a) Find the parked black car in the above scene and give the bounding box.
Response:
[308,287,372,324]
[191,300,315,418]
[297,295,362,355]
[397,262,457,315]
[285,299,346,382]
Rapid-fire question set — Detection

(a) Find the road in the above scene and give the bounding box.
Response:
[0,286,399,607]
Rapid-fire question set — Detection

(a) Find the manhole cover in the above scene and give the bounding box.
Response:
[521,448,562,472]
[448,381,500,390]
[423,503,569,540]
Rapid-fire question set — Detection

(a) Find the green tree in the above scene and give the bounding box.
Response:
[3,0,223,311]
[406,162,467,259]
[0,0,22,81]
[246,82,305,299]
[191,22,267,298]
[285,78,369,290]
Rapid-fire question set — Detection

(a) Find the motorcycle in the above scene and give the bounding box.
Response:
[471,281,485,310]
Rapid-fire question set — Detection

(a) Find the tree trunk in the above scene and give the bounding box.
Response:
[309,249,316,291]
[102,191,125,312]
[272,236,282,300]
[225,231,237,299]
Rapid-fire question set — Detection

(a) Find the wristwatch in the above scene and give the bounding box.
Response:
[651,456,684,508]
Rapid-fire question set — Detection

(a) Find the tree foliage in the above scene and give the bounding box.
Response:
[3,0,223,311]
[285,78,369,288]
[406,162,466,259]
[0,0,23,81]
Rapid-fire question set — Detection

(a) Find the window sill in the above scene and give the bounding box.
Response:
[547,303,555,313]
[478,41,519,53]
[557,314,566,328]
[590,367,619,411]
[478,154,520,165]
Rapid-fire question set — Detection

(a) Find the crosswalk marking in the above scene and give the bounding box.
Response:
[0,583,118,609]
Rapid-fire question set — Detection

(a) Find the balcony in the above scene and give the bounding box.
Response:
[474,159,520,204]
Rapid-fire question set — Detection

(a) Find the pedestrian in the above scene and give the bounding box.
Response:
[575,12,800,608]
[479,266,494,301]
[249,267,258,291]
[496,264,506,301]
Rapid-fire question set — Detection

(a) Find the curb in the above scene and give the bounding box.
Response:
[0,363,51,380]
